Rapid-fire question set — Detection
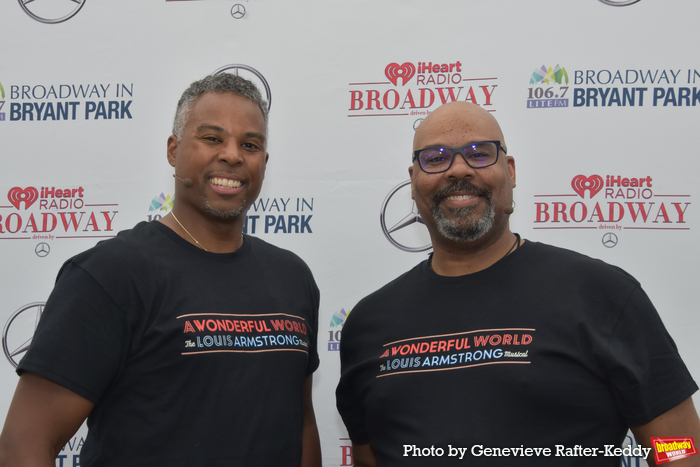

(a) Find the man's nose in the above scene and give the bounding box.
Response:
[445,152,476,179]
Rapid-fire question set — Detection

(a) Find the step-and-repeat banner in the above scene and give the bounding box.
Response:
[0,1,697,465]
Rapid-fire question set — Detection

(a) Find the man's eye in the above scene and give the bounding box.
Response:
[243,143,262,151]
[423,151,450,164]
[468,152,489,160]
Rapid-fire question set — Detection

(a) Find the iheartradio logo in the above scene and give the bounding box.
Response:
[385,63,416,86]
[8,187,39,209]
[348,60,498,116]
[571,175,603,198]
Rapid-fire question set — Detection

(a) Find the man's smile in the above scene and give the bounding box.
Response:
[209,177,242,189]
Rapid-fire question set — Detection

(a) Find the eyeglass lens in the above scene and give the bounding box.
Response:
[419,142,498,172]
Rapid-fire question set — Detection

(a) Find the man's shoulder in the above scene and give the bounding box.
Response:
[246,234,303,260]
[346,262,425,319]
[71,221,161,266]
[245,235,316,277]
[526,240,639,285]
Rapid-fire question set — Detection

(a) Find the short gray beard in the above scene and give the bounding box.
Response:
[431,181,495,242]
[203,197,246,220]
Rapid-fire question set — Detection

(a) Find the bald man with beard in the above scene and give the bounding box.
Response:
[336,102,700,466]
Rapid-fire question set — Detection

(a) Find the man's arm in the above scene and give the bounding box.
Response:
[300,375,321,467]
[631,397,700,466]
[352,442,377,467]
[0,372,94,467]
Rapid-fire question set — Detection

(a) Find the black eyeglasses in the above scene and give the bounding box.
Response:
[412,140,506,174]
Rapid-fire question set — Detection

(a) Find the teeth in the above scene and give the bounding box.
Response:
[447,195,474,201]
[210,177,241,189]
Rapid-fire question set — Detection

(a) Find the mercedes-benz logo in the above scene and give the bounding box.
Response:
[231,4,246,19]
[602,233,618,248]
[380,180,432,253]
[211,64,272,112]
[598,0,641,6]
[3,302,45,368]
[413,118,424,131]
[19,0,86,24]
[35,242,50,257]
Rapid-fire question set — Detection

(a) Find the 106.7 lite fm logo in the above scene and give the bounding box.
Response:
[0,81,5,121]
[349,61,499,118]
[527,64,700,109]
[327,308,350,351]
[533,174,691,231]
[0,185,119,240]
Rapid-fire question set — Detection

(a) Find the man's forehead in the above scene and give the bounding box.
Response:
[414,102,504,149]
[187,92,266,131]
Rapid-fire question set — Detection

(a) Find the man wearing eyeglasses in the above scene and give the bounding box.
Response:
[336,101,700,466]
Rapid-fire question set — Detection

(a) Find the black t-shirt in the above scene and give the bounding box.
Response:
[336,240,696,466]
[19,221,319,466]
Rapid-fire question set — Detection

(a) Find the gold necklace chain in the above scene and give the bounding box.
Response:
[171,212,208,251]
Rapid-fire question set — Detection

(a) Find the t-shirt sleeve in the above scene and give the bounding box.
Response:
[17,260,130,404]
[605,285,698,426]
[305,275,321,377]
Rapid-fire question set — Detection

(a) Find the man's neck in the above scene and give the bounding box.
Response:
[429,229,519,277]
[160,208,245,254]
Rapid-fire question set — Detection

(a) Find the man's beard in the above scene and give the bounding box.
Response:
[203,195,247,220]
[430,181,495,242]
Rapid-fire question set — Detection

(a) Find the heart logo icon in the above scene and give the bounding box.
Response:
[385,62,416,86]
[8,187,39,209]
[571,175,603,198]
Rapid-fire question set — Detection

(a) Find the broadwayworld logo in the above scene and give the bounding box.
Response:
[651,437,698,464]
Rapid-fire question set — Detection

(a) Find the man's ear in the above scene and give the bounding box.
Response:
[408,166,415,200]
[167,135,179,168]
[507,156,516,188]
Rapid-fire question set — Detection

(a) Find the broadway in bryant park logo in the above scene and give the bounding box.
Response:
[243,196,314,235]
[1,81,133,122]
[527,64,700,109]
[0,185,119,240]
[349,60,499,118]
[533,174,691,231]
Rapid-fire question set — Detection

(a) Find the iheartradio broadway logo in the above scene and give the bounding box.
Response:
[1,185,118,239]
[348,60,498,117]
[534,173,691,231]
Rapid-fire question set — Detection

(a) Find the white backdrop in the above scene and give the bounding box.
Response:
[0,1,697,465]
